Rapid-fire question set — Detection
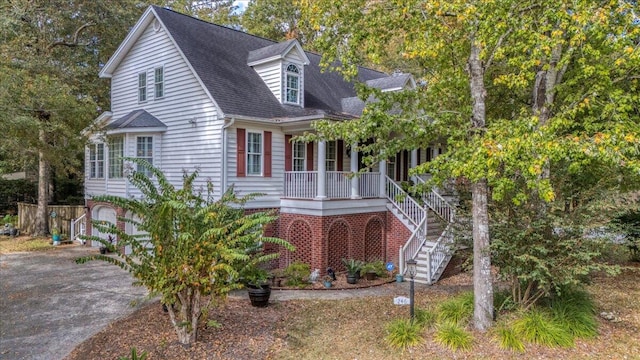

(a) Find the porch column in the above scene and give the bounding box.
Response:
[411,149,418,183]
[316,140,327,199]
[350,142,360,199]
[379,159,387,198]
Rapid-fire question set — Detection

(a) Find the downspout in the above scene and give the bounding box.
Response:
[221,117,235,195]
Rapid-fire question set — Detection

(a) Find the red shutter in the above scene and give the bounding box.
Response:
[285,135,292,172]
[337,140,344,171]
[306,142,314,171]
[237,128,246,177]
[264,131,272,177]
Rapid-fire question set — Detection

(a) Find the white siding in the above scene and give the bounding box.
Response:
[283,50,303,63]
[227,123,285,208]
[90,17,223,200]
[253,62,282,102]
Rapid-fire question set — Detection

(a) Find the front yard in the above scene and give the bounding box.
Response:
[64,260,640,360]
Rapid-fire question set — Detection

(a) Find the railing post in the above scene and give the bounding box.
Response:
[70,218,76,241]
[379,160,387,198]
[350,142,360,199]
[316,141,327,199]
[399,246,404,275]
[426,251,432,285]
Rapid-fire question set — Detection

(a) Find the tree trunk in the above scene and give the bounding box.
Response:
[34,129,49,236]
[469,39,494,331]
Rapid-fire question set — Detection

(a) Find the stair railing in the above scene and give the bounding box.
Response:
[384,175,424,228]
[70,213,87,244]
[414,177,455,223]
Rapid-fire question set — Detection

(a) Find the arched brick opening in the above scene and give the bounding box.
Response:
[285,219,313,267]
[364,217,384,262]
[328,220,350,271]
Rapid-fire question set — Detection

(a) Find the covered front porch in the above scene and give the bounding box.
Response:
[282,138,441,200]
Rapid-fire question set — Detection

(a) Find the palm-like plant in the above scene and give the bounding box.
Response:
[78,159,293,345]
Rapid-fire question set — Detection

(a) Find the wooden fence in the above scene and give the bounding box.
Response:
[17,203,85,236]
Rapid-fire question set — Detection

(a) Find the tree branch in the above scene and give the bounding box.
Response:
[485,28,512,70]
[46,22,94,51]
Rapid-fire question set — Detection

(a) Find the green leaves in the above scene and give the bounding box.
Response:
[77,160,292,344]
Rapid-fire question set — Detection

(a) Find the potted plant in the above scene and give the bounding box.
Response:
[52,228,61,246]
[360,260,386,281]
[342,258,363,284]
[322,275,333,288]
[99,235,115,254]
[243,267,271,307]
[3,215,18,236]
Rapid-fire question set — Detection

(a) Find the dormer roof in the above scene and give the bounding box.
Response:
[247,39,310,67]
[366,73,416,92]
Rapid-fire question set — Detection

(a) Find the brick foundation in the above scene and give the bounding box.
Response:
[278,210,411,274]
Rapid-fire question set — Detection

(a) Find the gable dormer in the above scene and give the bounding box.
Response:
[247,39,310,107]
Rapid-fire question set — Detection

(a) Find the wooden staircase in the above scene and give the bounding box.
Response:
[385,176,456,285]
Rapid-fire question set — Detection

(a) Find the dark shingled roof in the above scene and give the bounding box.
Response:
[152,6,388,119]
[366,73,413,90]
[106,110,167,130]
[247,39,298,64]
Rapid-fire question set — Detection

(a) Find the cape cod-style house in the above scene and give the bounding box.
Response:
[79,5,456,284]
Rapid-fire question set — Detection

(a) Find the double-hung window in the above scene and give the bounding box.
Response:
[285,64,300,104]
[89,143,105,179]
[154,67,164,98]
[292,141,306,171]
[136,136,153,177]
[325,140,337,171]
[108,136,124,178]
[387,156,396,179]
[247,132,262,175]
[138,72,147,102]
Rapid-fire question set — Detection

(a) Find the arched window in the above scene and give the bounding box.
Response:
[285,64,300,104]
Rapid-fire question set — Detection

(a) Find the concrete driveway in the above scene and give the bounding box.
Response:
[0,246,150,360]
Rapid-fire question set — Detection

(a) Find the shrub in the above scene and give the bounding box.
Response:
[496,325,525,352]
[385,319,423,350]
[434,322,473,351]
[438,292,474,325]
[118,347,147,360]
[360,260,387,277]
[548,289,597,339]
[284,261,311,287]
[414,307,437,328]
[76,160,293,345]
[512,308,573,347]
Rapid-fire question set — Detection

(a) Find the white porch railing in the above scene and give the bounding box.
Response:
[326,171,350,198]
[359,172,380,198]
[284,171,381,199]
[284,171,318,199]
[70,213,87,243]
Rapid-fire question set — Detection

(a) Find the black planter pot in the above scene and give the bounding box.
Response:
[99,247,107,254]
[346,273,358,284]
[247,284,271,307]
[365,272,377,281]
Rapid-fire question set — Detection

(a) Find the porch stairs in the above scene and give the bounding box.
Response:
[384,176,456,285]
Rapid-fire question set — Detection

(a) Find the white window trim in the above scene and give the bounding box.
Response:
[136,136,154,177]
[89,143,105,179]
[292,141,306,171]
[138,72,147,103]
[108,136,124,179]
[246,131,263,176]
[154,66,164,99]
[284,63,300,105]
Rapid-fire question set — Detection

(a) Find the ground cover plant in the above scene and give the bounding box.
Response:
[65,253,640,360]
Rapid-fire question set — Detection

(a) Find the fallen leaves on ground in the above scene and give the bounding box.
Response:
[65,263,640,360]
